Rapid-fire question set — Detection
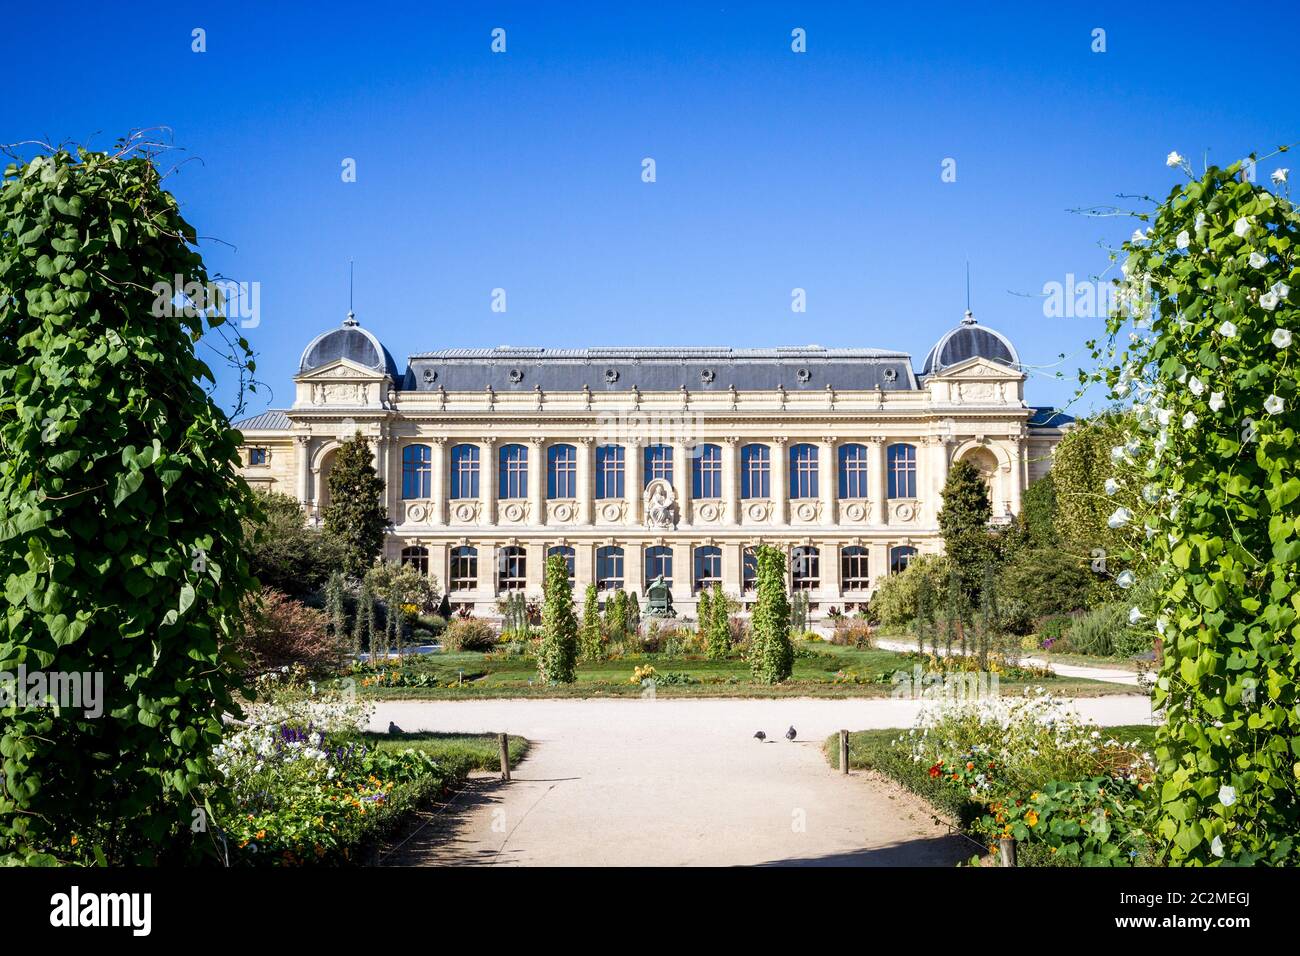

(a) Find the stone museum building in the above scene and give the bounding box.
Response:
[234,310,1070,616]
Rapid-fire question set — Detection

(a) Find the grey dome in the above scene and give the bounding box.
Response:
[298,313,400,380]
[922,311,1019,375]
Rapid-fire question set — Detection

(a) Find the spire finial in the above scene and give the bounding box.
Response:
[344,259,357,326]
[962,261,976,324]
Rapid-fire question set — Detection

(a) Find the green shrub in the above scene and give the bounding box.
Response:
[869,554,949,628]
[830,618,874,648]
[442,618,498,652]
[750,545,792,683]
[994,546,1094,634]
[537,554,578,683]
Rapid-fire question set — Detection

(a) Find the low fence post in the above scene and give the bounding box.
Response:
[498,732,511,781]
[839,729,849,774]
[999,837,1017,867]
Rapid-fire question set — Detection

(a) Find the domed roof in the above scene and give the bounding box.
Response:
[298,313,400,380]
[922,311,1019,375]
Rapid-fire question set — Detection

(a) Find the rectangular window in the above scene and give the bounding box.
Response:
[644,444,672,487]
[248,447,269,466]
[596,547,624,592]
[450,549,477,590]
[499,444,528,499]
[841,548,870,590]
[547,445,577,499]
[497,547,527,591]
[596,445,625,499]
[888,444,917,499]
[838,444,870,499]
[741,445,769,499]
[450,445,480,499]
[789,444,819,500]
[692,444,722,499]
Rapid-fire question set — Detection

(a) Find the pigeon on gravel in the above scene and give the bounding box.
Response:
[785,726,797,741]
[753,730,766,741]
[388,721,403,734]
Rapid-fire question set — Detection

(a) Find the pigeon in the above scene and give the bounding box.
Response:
[785,726,797,741]
[388,721,403,734]
[753,730,766,741]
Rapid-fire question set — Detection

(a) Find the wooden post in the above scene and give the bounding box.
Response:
[498,732,511,781]
[839,729,849,774]
[999,837,1016,867]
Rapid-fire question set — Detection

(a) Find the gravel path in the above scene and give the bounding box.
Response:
[373,693,1155,866]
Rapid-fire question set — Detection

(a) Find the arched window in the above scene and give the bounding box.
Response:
[644,545,673,585]
[692,443,722,499]
[595,445,625,499]
[546,545,576,585]
[792,546,820,590]
[644,444,673,487]
[401,444,432,499]
[596,546,624,592]
[741,444,771,499]
[841,546,869,591]
[497,545,527,591]
[888,443,917,498]
[547,444,577,499]
[693,546,722,593]
[838,443,869,499]
[499,444,528,499]
[449,444,480,499]
[449,546,477,591]
[789,443,819,499]
[742,548,758,592]
[400,545,429,575]
[890,545,918,574]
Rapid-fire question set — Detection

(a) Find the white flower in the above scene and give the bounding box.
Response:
[1128,606,1144,624]
[1219,785,1237,807]
[1142,483,1159,503]
[1156,407,1172,427]
[1105,477,1119,496]
[1111,445,1127,463]
[1189,376,1205,396]
[1156,616,1168,635]
[1108,507,1132,529]
[1176,230,1191,250]
[1265,394,1285,414]
[1117,570,1135,589]
[1249,251,1267,269]
[1207,391,1225,412]
[1195,212,1207,231]
[1211,835,1225,858]
[1182,411,1197,429]
[1272,327,1292,347]
[1130,228,1146,243]
[1219,320,1237,338]
[1166,151,1184,167]
[1233,217,1251,237]
[1261,291,1280,311]
[1273,168,1290,185]
[1272,280,1291,299]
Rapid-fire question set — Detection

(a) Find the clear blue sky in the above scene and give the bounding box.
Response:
[5,1,1296,418]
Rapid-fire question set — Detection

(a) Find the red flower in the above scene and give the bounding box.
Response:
[928,762,943,779]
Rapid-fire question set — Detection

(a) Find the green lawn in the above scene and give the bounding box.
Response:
[353,641,1140,699]
[368,731,530,770]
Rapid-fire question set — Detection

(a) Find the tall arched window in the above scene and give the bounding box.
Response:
[449,546,477,591]
[546,545,575,585]
[792,545,820,590]
[498,545,527,591]
[400,545,429,575]
[841,546,870,591]
[449,444,480,499]
[499,443,528,499]
[693,546,722,593]
[547,444,577,499]
[741,444,770,499]
[644,444,673,487]
[789,443,819,499]
[838,443,870,499]
[595,445,625,499]
[742,548,758,592]
[888,443,917,498]
[644,545,673,585]
[596,546,624,592]
[692,443,722,499]
[401,444,431,499]
[890,545,918,574]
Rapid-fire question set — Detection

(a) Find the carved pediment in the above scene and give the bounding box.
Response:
[929,356,1023,381]
[293,358,389,409]
[294,358,388,383]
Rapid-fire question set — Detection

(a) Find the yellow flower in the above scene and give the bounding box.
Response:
[1024,810,1039,827]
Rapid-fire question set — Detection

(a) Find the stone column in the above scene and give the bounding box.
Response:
[525,541,546,593]
[575,541,595,593]
[674,440,693,527]
[721,542,742,595]
[428,542,448,591]
[529,437,546,526]
[295,435,311,507]
[477,543,497,605]
[722,437,740,525]
[868,437,887,525]
[626,440,643,524]
[821,542,842,606]
[1008,437,1023,519]
[430,438,447,526]
[771,437,788,525]
[480,438,497,525]
[869,541,890,590]
[819,436,837,526]
[577,438,594,525]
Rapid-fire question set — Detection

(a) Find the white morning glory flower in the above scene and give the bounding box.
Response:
[1166,151,1184,167]
[1111,445,1127,463]
[1219,785,1237,807]
[1142,484,1159,503]
[1144,523,1156,540]
[1272,280,1291,299]
[1117,570,1135,589]
[1195,212,1206,230]
[1189,376,1205,396]
[1157,407,1172,427]
[1249,251,1267,269]
[1209,391,1225,412]
[1219,320,1237,338]
[1182,411,1197,429]
[1265,394,1285,414]
[1261,291,1280,311]
[1108,507,1133,529]
[1176,230,1191,250]
[1130,228,1145,243]
[1273,168,1290,184]
[1233,217,1251,237]
[1272,328,1292,347]
[1105,477,1119,496]
[1128,606,1144,624]
[1156,616,1168,635]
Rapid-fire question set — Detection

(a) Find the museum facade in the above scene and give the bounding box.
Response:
[234,310,1070,616]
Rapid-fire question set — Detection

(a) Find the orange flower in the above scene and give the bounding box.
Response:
[256,829,266,839]
[1025,810,1039,827]
[70,835,78,846]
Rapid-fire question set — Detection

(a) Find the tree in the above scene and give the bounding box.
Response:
[538,554,578,683]
[606,589,628,641]
[1019,473,1058,548]
[579,583,602,661]
[627,590,640,635]
[364,561,438,663]
[696,587,713,633]
[353,580,377,663]
[321,433,388,579]
[242,489,345,598]
[938,458,994,599]
[0,141,259,864]
[749,545,793,682]
[324,571,348,645]
[707,583,731,660]
[1092,153,1300,864]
